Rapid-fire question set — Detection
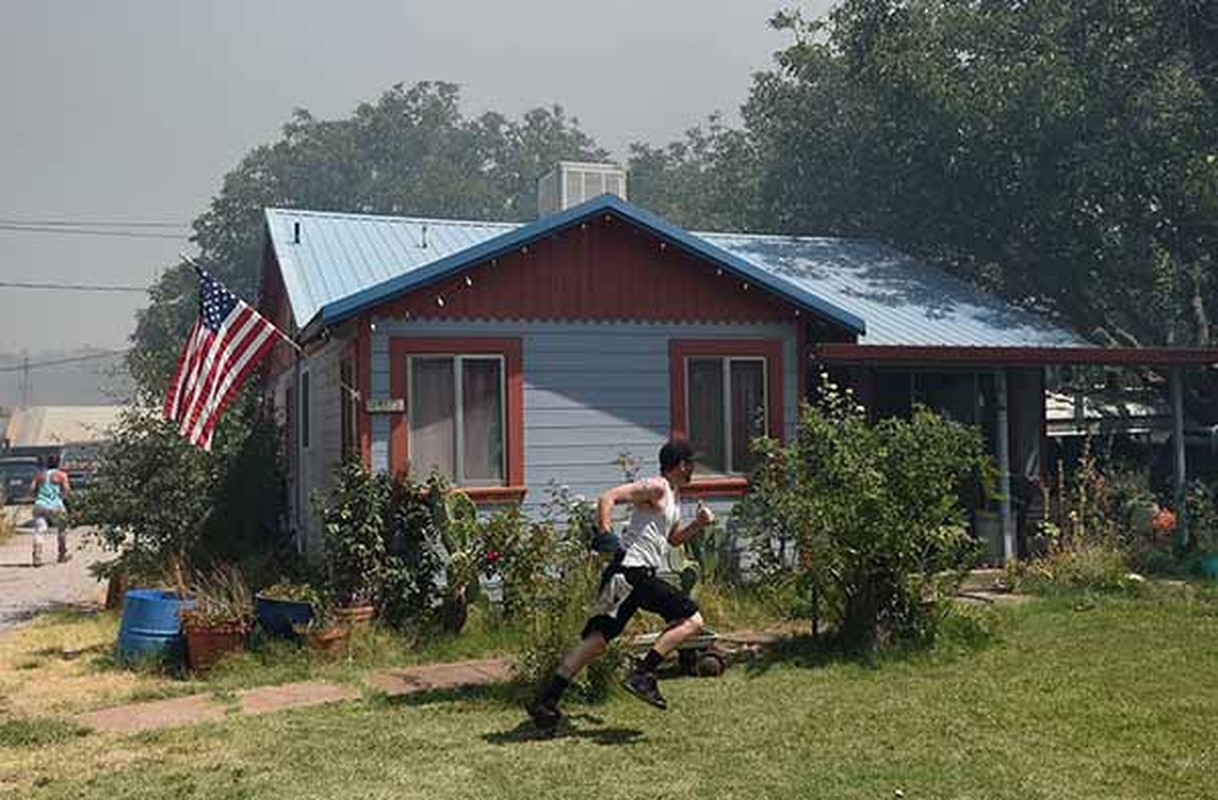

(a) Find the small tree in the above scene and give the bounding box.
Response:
[72,405,223,585]
[73,395,291,588]
[734,381,993,655]
[318,459,391,607]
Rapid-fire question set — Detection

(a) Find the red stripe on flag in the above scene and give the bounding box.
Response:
[195,330,278,449]
[163,320,204,421]
[184,311,273,443]
[178,306,258,438]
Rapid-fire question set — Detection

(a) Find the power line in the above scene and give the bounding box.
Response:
[0,280,147,293]
[0,218,184,228]
[0,350,129,373]
[0,222,185,238]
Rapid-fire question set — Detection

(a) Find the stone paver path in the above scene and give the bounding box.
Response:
[75,693,230,734]
[73,659,513,734]
[70,631,806,735]
[0,507,109,633]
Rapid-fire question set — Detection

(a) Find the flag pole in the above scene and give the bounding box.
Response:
[178,252,305,355]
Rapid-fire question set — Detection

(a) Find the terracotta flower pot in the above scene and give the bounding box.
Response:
[305,626,349,656]
[334,604,375,629]
[183,621,249,672]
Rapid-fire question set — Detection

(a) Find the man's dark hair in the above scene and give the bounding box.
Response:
[45,452,60,469]
[658,438,695,472]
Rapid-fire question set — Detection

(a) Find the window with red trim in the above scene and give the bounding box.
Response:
[389,337,524,498]
[407,354,505,485]
[670,340,784,479]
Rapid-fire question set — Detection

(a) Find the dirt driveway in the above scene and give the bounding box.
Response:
[0,506,109,633]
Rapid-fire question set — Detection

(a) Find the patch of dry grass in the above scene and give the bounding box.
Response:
[0,507,19,545]
[0,611,205,717]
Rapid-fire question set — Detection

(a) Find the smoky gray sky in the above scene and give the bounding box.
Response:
[0,0,831,356]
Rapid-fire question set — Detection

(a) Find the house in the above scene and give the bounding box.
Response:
[2,405,123,456]
[2,405,124,487]
[259,163,1218,561]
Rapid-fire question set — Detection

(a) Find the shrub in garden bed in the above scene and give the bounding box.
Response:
[732,378,994,656]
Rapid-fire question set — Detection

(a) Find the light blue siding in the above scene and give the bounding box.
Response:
[368,318,799,515]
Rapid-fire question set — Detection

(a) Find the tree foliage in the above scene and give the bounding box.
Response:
[732,381,993,654]
[628,2,1218,362]
[746,0,1218,351]
[132,82,606,396]
[72,402,290,583]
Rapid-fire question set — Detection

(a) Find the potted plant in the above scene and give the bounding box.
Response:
[255,580,320,638]
[180,566,253,672]
[333,592,376,628]
[318,460,388,626]
[293,601,349,657]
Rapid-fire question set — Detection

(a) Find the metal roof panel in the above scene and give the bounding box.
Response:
[264,203,1088,349]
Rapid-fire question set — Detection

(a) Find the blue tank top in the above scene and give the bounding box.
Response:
[35,469,65,510]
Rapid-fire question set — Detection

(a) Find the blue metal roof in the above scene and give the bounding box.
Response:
[265,198,1089,348]
[304,195,865,333]
[264,208,515,329]
[699,233,1091,348]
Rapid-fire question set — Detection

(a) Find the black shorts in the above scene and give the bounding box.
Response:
[580,562,699,642]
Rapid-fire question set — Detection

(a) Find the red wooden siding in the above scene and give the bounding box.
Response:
[378,214,806,325]
[259,247,297,382]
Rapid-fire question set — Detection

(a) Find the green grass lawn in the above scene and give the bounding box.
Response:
[3,590,1218,799]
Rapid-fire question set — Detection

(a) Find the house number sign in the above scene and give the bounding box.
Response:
[365,398,405,414]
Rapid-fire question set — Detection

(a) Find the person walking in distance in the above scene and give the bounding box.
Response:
[30,452,72,567]
[527,438,714,732]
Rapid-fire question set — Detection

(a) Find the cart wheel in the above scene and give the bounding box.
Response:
[696,652,726,677]
[678,649,698,676]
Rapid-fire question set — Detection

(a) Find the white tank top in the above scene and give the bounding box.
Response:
[619,477,681,569]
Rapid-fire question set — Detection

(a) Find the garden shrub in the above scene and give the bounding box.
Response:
[72,399,294,587]
[510,483,623,702]
[1015,445,1204,588]
[1005,541,1133,594]
[732,378,993,655]
[316,461,445,631]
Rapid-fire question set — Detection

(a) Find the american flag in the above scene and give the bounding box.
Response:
[164,267,281,450]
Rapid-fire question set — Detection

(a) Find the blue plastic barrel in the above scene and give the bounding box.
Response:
[116,589,194,664]
[255,596,314,638]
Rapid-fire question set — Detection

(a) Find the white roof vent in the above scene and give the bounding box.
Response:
[537,162,627,218]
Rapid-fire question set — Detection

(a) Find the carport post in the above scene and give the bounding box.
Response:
[1170,365,1189,548]
[995,368,1015,563]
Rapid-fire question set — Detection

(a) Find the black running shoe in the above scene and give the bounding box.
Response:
[622,669,667,710]
[526,697,564,732]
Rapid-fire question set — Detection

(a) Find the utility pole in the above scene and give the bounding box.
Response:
[19,351,30,408]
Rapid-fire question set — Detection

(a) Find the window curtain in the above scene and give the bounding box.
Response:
[461,358,503,483]
[688,358,726,474]
[410,357,455,479]
[730,360,766,473]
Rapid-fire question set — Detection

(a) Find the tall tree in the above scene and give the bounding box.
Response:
[131,82,606,396]
[743,1,1218,351]
[627,114,761,232]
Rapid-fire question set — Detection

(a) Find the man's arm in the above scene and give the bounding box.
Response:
[597,479,664,533]
[667,501,715,547]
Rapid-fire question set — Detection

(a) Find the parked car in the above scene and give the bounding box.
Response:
[60,444,100,490]
[0,456,41,505]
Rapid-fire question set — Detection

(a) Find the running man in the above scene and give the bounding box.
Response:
[527,438,714,732]
[30,452,72,567]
